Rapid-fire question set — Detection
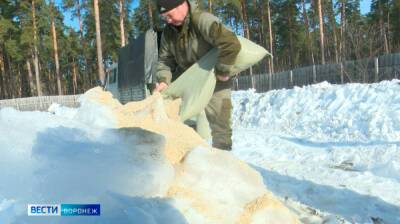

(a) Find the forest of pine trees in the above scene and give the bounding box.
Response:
[0,0,399,99]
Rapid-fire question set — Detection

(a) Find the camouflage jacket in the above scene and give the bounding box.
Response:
[156,1,241,84]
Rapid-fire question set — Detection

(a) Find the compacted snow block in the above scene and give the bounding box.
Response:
[85,87,299,223]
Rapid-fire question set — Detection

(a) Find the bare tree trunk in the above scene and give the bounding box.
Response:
[260,2,266,72]
[2,54,10,98]
[267,0,274,74]
[6,55,15,98]
[328,0,339,63]
[288,15,294,69]
[26,59,35,96]
[32,0,42,96]
[379,0,389,54]
[253,0,265,77]
[387,3,391,52]
[147,0,154,29]
[47,66,53,94]
[33,51,41,95]
[75,0,87,91]
[50,0,62,95]
[317,0,325,64]
[301,0,315,65]
[239,0,253,86]
[208,0,212,13]
[288,9,294,67]
[94,0,105,84]
[259,0,269,74]
[254,0,263,45]
[339,0,345,61]
[18,66,22,97]
[87,57,93,88]
[76,0,83,37]
[240,0,250,40]
[72,58,78,94]
[0,52,6,99]
[119,0,126,46]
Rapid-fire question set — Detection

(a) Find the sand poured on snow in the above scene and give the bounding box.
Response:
[85,87,206,164]
[85,87,299,223]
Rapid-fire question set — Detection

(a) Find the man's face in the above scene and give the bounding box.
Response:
[161,1,188,26]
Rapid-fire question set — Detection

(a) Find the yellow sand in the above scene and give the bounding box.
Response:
[238,193,300,224]
[86,87,206,164]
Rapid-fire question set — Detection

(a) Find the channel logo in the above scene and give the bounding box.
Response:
[28,204,100,216]
[28,204,61,216]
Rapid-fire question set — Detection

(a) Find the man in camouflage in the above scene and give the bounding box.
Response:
[155,0,241,150]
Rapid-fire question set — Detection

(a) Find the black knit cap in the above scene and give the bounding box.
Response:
[157,0,186,14]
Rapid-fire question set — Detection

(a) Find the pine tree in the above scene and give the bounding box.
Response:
[63,0,92,91]
[32,0,42,96]
[50,0,62,95]
[326,0,339,63]
[119,0,126,46]
[266,0,274,73]
[132,0,157,36]
[317,0,325,64]
[339,0,346,61]
[390,0,400,51]
[93,0,105,84]
[147,0,154,29]
[301,0,315,65]
[0,3,18,98]
[370,0,390,54]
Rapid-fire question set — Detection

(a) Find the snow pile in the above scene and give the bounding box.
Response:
[0,87,298,223]
[232,80,400,224]
[233,80,400,142]
[0,101,174,223]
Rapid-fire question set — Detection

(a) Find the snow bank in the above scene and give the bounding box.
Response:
[0,102,175,223]
[0,87,299,223]
[232,80,400,224]
[233,80,400,142]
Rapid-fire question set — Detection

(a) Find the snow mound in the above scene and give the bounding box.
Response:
[233,80,400,142]
[232,80,400,224]
[0,87,299,223]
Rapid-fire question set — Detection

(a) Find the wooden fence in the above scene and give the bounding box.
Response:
[0,95,81,111]
[235,53,400,92]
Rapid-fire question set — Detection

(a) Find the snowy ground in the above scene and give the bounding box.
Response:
[1,80,400,223]
[0,95,179,223]
[232,80,400,224]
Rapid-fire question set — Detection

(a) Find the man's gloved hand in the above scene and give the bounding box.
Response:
[154,82,168,92]
[216,74,230,82]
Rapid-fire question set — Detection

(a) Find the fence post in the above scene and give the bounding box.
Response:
[235,76,239,90]
[340,62,344,84]
[290,70,293,87]
[374,57,379,82]
[269,72,272,91]
[250,74,255,89]
[312,64,316,83]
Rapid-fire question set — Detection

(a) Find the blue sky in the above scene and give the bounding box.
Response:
[360,0,372,15]
[55,0,139,30]
[58,0,372,31]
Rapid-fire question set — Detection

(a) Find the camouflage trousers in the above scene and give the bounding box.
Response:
[205,80,233,150]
